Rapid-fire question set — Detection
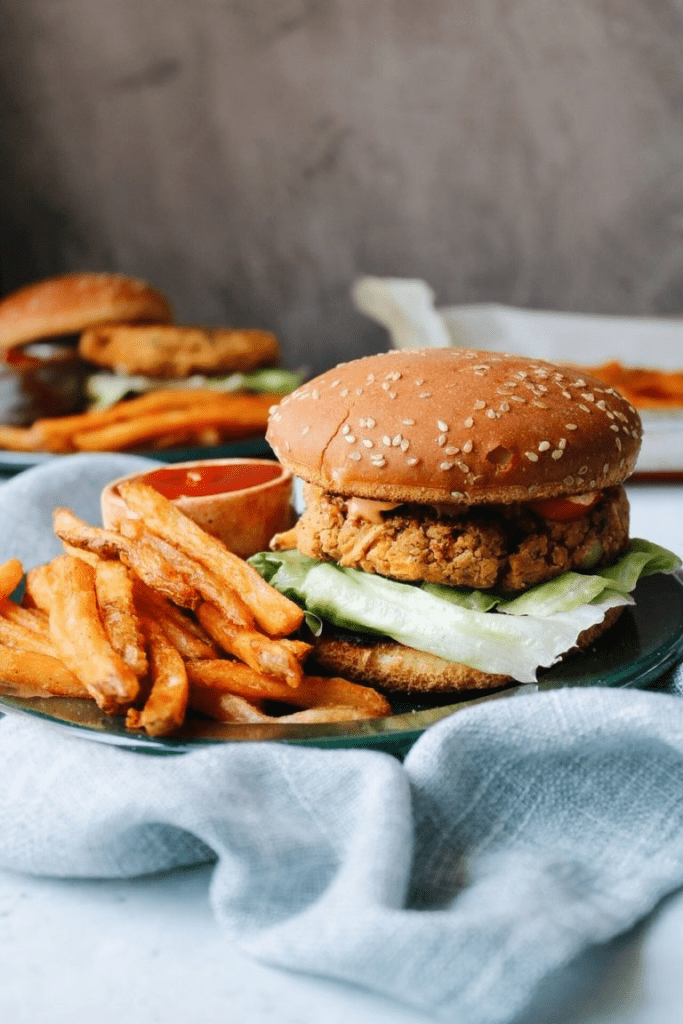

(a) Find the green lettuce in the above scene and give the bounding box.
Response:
[249,540,681,683]
[86,367,306,410]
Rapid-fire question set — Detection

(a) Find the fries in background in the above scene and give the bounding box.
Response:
[0,480,392,736]
[0,388,275,454]
[575,361,683,409]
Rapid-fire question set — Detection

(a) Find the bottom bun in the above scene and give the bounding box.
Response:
[308,606,624,695]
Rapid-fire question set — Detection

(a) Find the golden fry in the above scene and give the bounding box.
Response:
[196,601,305,688]
[187,660,392,718]
[132,582,218,660]
[126,616,188,737]
[0,598,50,634]
[189,685,381,725]
[72,394,273,452]
[0,559,23,599]
[53,508,199,609]
[0,614,60,658]
[116,479,304,637]
[120,519,254,627]
[0,644,88,698]
[23,563,57,612]
[46,555,139,713]
[95,560,148,678]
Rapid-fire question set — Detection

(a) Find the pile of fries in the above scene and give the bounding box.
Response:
[0,387,275,454]
[0,479,391,736]
[577,361,683,410]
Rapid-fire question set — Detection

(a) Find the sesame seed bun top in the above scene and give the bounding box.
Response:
[0,273,174,353]
[266,348,643,505]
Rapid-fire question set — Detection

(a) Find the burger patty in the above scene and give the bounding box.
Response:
[290,484,630,592]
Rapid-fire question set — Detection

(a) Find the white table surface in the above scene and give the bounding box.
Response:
[2,483,683,1024]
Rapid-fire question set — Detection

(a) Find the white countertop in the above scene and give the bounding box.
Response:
[2,483,683,1024]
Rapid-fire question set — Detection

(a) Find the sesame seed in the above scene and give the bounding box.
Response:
[344,434,356,443]
[418,391,431,399]
[340,388,349,397]
[437,434,447,446]
[464,417,474,428]
[563,476,575,487]
[342,424,350,434]
[382,436,392,447]
[499,402,510,412]
[575,379,586,387]
[366,373,375,383]
[414,378,424,386]
[302,426,310,435]
[444,445,459,455]
[400,439,410,451]
[551,449,564,460]
[388,391,397,399]
[406,456,420,466]
[510,395,526,403]
[437,420,449,432]
[603,463,609,474]
[532,401,548,409]
[392,434,403,447]
[486,409,497,418]
[538,441,551,451]
[330,380,341,388]
[578,404,591,413]
[566,423,578,430]
[473,400,486,410]
[578,466,588,475]
[311,389,320,399]
[562,391,572,399]
[525,451,539,462]
[558,438,567,449]
[462,440,473,453]
[402,418,415,426]
[355,388,363,396]
[347,451,362,461]
[440,462,454,471]
[362,439,374,448]
[371,455,386,467]
[456,461,470,473]
[581,393,595,403]
[615,437,622,450]
[450,491,466,500]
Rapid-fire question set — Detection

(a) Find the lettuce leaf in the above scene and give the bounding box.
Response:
[249,540,680,682]
[87,367,306,410]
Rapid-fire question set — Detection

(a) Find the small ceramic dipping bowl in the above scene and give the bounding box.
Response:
[101,458,296,559]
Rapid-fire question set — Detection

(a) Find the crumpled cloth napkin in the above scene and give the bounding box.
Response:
[2,454,683,1024]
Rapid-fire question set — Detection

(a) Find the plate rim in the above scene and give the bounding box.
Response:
[1,572,682,754]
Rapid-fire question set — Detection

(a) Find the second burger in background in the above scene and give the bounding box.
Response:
[252,347,680,695]
[0,273,302,452]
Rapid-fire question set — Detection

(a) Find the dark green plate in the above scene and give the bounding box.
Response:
[0,436,273,477]
[1,573,682,758]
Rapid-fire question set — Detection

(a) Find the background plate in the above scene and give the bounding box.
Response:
[1,573,681,759]
[0,436,273,477]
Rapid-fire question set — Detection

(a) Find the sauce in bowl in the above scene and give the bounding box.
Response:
[102,458,295,559]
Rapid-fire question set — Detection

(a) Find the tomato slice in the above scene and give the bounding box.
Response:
[527,492,602,521]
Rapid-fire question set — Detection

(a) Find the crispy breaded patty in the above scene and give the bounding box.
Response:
[291,484,630,592]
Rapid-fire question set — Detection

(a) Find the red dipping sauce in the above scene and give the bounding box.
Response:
[142,461,283,500]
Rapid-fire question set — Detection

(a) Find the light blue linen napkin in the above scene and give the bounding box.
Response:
[1,454,683,1024]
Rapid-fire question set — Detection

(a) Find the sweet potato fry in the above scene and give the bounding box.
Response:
[119,518,254,628]
[190,685,382,724]
[132,582,218,660]
[0,559,23,599]
[53,508,199,609]
[0,614,60,658]
[0,598,50,635]
[46,554,139,713]
[186,659,392,718]
[0,645,89,698]
[73,394,273,452]
[126,616,188,737]
[196,601,305,687]
[95,560,148,678]
[116,479,304,637]
[23,563,57,612]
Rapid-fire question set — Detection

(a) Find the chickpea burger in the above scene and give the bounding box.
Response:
[251,348,680,694]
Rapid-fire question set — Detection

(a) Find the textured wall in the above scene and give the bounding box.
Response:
[1,0,683,374]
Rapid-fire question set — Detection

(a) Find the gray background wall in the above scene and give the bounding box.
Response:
[1,0,682,375]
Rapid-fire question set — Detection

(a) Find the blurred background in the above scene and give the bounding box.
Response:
[1,0,682,376]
